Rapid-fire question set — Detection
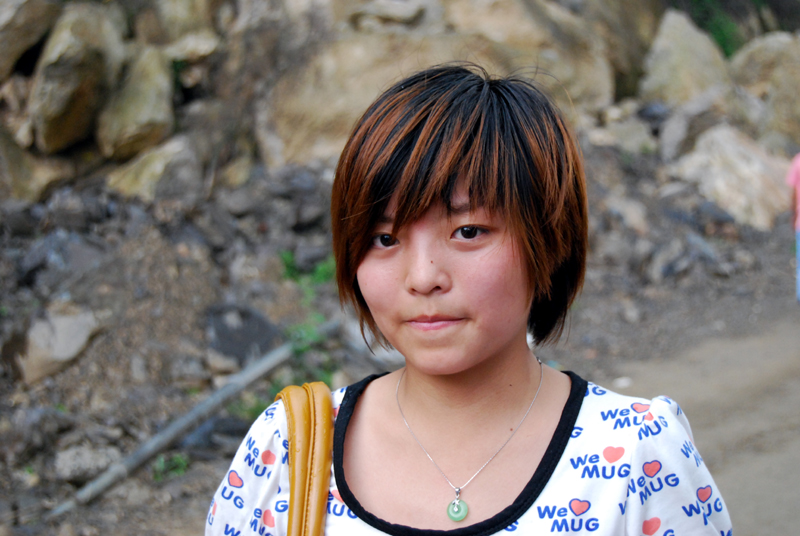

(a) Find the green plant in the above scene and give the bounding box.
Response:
[705,9,743,57]
[310,255,336,285]
[640,143,656,156]
[281,252,336,284]
[280,250,301,281]
[288,312,326,354]
[280,252,337,306]
[677,0,746,57]
[151,453,190,482]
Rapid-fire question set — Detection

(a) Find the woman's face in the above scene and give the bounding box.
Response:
[356,190,533,376]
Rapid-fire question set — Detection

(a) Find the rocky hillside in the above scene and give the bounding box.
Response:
[0,0,798,533]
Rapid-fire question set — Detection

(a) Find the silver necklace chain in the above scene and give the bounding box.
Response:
[395,358,544,496]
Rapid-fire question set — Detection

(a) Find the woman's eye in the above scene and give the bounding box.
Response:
[454,226,484,239]
[372,234,397,248]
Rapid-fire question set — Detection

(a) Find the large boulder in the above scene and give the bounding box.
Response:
[0,124,32,199]
[277,0,334,51]
[0,0,62,82]
[214,0,333,158]
[27,3,126,153]
[729,32,799,97]
[638,9,730,107]
[0,74,34,147]
[761,49,800,151]
[162,28,221,62]
[442,0,613,114]
[0,124,74,201]
[725,86,768,139]
[17,301,100,384]
[727,31,800,154]
[442,0,547,49]
[105,136,203,207]
[667,124,790,231]
[218,0,332,96]
[260,33,513,166]
[96,46,174,160]
[154,0,212,41]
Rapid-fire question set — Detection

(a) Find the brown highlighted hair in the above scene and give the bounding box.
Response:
[331,64,587,345]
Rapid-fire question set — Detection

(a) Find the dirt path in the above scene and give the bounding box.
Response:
[613,313,800,535]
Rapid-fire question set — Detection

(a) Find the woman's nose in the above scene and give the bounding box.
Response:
[404,240,451,295]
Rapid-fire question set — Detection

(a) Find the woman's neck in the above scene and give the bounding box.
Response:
[396,338,542,438]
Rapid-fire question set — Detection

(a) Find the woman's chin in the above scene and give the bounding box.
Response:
[400,350,484,378]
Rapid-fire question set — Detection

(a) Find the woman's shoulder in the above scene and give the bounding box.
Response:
[556,376,697,478]
[567,379,730,521]
[331,373,390,423]
[576,380,693,443]
[540,377,731,535]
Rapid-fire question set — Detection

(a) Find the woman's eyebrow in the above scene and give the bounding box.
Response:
[376,202,475,225]
[450,201,472,215]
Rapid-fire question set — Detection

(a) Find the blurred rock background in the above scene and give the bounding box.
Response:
[0,0,798,533]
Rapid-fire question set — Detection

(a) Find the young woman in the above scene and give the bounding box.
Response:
[207,64,732,536]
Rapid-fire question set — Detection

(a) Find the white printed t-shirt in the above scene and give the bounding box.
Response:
[206,372,732,536]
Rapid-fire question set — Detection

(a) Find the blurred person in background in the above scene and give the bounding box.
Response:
[789,153,800,304]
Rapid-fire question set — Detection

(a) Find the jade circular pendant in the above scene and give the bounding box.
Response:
[447,499,469,522]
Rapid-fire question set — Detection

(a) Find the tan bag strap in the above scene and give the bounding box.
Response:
[276,382,333,536]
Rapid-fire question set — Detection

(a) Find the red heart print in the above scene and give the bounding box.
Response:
[331,490,343,502]
[261,450,276,465]
[643,460,662,478]
[228,470,244,488]
[263,509,275,528]
[632,403,650,414]
[603,446,625,463]
[212,501,217,515]
[642,517,661,535]
[569,499,590,516]
[697,486,712,503]
[645,412,654,421]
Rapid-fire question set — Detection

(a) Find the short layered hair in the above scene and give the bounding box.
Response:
[331,64,588,345]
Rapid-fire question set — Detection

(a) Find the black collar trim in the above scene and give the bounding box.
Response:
[332,371,587,536]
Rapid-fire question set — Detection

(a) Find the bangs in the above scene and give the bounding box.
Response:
[364,70,507,230]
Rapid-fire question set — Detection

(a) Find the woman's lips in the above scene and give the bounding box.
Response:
[406,315,464,331]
